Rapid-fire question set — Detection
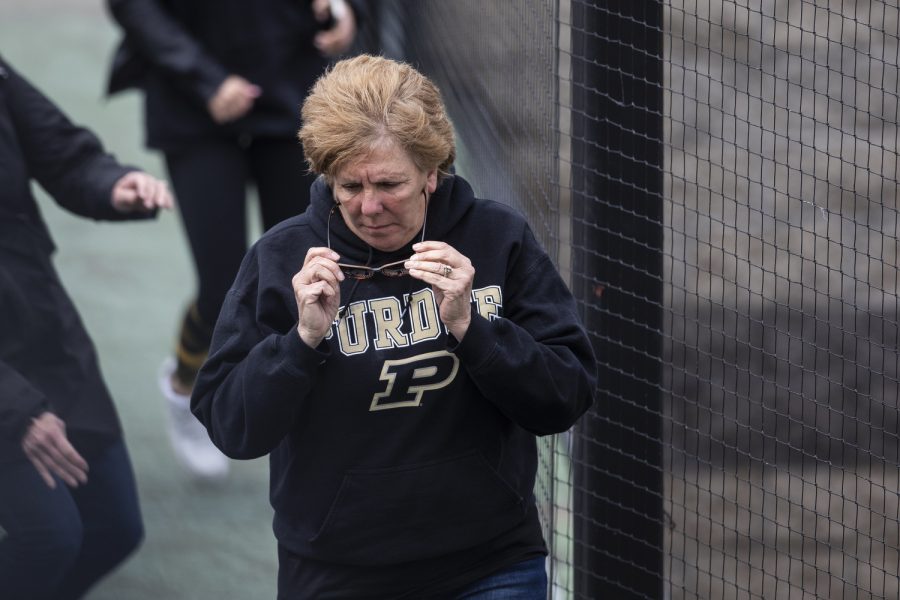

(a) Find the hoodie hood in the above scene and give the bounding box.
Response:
[306,174,476,265]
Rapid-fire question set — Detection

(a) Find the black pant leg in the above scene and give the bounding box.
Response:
[56,439,144,599]
[0,459,82,599]
[164,140,249,329]
[248,136,318,231]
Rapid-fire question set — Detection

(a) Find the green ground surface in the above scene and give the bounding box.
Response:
[1,3,277,598]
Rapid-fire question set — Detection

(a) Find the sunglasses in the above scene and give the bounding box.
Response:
[327,189,429,280]
[334,258,409,280]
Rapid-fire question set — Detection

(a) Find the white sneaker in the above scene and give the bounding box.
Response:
[158,358,229,481]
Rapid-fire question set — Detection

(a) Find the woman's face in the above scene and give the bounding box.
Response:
[332,140,438,252]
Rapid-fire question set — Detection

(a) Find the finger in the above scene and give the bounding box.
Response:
[133,177,153,210]
[35,429,88,483]
[23,414,88,486]
[297,263,340,288]
[146,182,164,209]
[113,175,141,207]
[27,453,57,489]
[116,187,139,207]
[412,241,450,253]
[222,100,242,121]
[53,434,89,474]
[158,184,174,209]
[409,249,454,266]
[312,273,342,296]
[295,275,337,302]
[297,253,343,288]
[314,258,345,281]
[143,180,166,211]
[311,0,330,21]
[296,286,336,321]
[213,95,244,123]
[28,444,80,487]
[120,174,149,211]
[151,181,173,210]
[236,96,255,115]
[309,265,341,287]
[34,440,87,487]
[211,106,228,124]
[52,459,83,487]
[305,280,338,300]
[51,453,88,487]
[236,93,257,115]
[314,31,340,54]
[406,259,446,277]
[303,247,341,267]
[406,265,443,285]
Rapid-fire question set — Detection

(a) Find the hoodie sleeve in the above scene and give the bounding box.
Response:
[106,0,229,105]
[451,227,597,436]
[191,246,328,459]
[2,60,144,222]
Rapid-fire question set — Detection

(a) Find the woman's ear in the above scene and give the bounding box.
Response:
[426,168,438,194]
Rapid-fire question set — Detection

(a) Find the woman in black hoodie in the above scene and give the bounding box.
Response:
[192,54,597,598]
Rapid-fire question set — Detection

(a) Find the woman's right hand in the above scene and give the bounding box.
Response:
[292,247,344,348]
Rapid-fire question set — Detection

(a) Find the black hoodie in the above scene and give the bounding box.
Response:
[192,174,597,596]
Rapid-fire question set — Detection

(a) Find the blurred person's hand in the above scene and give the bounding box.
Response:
[21,412,89,489]
[112,171,174,213]
[313,0,357,57]
[208,75,262,124]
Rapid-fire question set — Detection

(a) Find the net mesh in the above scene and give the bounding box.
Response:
[362,1,900,597]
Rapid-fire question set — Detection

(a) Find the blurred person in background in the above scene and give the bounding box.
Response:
[192,55,597,598]
[104,0,366,481]
[0,56,173,600]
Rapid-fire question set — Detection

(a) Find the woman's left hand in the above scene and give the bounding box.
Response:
[406,241,474,340]
[22,412,89,489]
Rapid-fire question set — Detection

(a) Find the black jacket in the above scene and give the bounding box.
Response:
[192,175,597,595]
[0,57,151,462]
[105,0,366,150]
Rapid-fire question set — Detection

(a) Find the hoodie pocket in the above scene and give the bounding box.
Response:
[309,450,527,565]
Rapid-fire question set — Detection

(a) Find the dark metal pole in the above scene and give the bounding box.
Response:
[571,1,664,598]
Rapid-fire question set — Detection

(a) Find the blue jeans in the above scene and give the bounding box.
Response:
[452,556,548,599]
[0,439,144,600]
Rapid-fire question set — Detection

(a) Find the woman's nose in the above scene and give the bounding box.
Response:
[360,189,383,215]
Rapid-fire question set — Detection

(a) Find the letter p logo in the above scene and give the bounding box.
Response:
[370,351,460,411]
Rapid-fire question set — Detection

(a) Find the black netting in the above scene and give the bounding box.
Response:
[361,1,900,597]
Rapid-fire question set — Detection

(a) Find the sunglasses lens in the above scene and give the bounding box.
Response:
[336,261,408,279]
[381,266,409,277]
[341,266,374,280]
